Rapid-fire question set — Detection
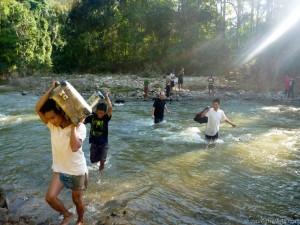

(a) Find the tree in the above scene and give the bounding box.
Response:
[0,0,52,75]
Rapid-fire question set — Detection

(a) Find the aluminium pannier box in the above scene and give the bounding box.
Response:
[50,81,92,124]
[86,91,106,113]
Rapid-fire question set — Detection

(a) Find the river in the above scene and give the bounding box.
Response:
[0,89,300,224]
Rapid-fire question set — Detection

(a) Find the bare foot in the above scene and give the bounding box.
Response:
[99,162,105,171]
[60,212,73,225]
[76,221,84,225]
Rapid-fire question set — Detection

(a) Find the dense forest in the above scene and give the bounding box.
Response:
[0,0,300,84]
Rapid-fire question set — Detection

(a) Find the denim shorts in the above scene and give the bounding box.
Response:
[60,173,86,191]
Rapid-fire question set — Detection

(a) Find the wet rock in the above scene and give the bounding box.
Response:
[0,188,7,208]
[115,99,125,104]
[224,91,237,98]
[110,212,118,217]
[5,192,26,213]
[0,208,8,223]
[0,85,15,91]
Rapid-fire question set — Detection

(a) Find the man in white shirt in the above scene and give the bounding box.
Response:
[201,98,236,140]
[36,81,87,225]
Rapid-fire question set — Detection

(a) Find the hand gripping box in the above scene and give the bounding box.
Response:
[50,81,92,124]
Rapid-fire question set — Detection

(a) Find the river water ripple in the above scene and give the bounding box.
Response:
[0,90,300,224]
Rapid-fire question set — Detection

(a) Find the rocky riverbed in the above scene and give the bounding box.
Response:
[4,74,300,104]
[0,74,299,224]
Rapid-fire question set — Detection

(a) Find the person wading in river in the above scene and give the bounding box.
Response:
[152,91,171,124]
[84,92,112,171]
[201,98,236,141]
[35,81,88,225]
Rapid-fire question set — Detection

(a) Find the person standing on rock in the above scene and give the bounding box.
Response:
[152,91,171,124]
[208,75,214,95]
[35,81,88,225]
[170,69,176,95]
[288,77,295,99]
[144,79,149,100]
[284,75,290,97]
[201,98,236,141]
[178,67,184,91]
[166,71,171,98]
[84,92,112,171]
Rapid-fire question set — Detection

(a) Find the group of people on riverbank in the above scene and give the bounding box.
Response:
[144,68,216,101]
[165,67,185,98]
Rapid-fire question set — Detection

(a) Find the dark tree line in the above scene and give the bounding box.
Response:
[0,0,299,80]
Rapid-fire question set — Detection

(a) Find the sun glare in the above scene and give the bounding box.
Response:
[244,1,300,63]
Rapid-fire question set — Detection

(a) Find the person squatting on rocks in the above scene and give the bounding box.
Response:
[35,81,88,225]
[201,98,236,141]
[84,92,112,171]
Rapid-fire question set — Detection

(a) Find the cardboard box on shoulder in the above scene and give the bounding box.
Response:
[50,81,92,124]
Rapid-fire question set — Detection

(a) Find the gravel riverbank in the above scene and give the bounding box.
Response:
[4,74,300,104]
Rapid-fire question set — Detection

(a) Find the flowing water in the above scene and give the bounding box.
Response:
[0,88,300,224]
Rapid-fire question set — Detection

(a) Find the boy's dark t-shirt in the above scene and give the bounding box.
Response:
[153,98,166,119]
[85,114,111,145]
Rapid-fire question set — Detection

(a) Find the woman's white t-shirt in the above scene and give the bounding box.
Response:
[47,122,87,175]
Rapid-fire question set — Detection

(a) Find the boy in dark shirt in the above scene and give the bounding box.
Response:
[84,92,112,171]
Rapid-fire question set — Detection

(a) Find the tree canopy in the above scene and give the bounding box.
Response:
[0,0,299,80]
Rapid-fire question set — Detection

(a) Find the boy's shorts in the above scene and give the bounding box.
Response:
[166,85,171,97]
[90,143,108,163]
[171,81,175,87]
[205,132,218,141]
[60,173,87,191]
[154,118,164,124]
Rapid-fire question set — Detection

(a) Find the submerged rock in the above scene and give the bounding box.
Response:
[0,188,7,209]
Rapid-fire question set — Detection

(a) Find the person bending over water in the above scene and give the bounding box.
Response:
[201,98,236,141]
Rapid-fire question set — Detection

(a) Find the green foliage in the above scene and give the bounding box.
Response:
[0,0,52,76]
[109,85,137,94]
[1,0,300,82]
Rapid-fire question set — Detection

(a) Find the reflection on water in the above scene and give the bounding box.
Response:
[0,90,300,224]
